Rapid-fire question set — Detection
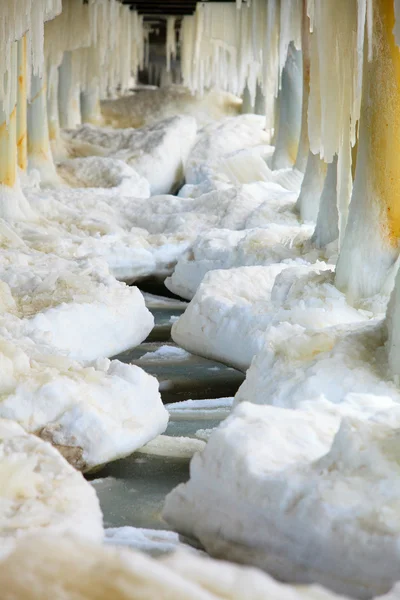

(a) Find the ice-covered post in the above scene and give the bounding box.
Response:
[16,36,27,172]
[81,86,102,125]
[294,0,310,173]
[28,72,59,184]
[295,152,327,222]
[0,42,18,190]
[336,0,400,301]
[270,42,303,170]
[311,156,339,248]
[58,51,81,129]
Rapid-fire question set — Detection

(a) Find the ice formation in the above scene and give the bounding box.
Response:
[0,534,353,600]
[0,418,103,559]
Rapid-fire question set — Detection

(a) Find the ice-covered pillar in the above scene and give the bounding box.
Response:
[47,66,60,144]
[0,44,18,190]
[81,86,102,125]
[58,52,81,129]
[28,73,59,184]
[270,42,302,170]
[241,84,255,114]
[294,1,310,173]
[336,0,400,301]
[16,36,27,172]
[311,156,339,248]
[295,150,327,222]
[254,83,266,116]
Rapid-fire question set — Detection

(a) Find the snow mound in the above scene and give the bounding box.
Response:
[0,250,154,361]
[163,401,400,599]
[171,263,362,371]
[0,534,351,599]
[0,336,168,471]
[166,223,315,300]
[57,156,150,197]
[101,86,242,128]
[0,419,103,559]
[64,116,197,195]
[235,320,398,411]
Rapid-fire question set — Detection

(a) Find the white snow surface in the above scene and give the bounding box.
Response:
[171,262,370,371]
[0,534,352,600]
[0,419,103,559]
[0,333,168,470]
[104,526,197,555]
[63,116,197,195]
[101,86,242,129]
[163,400,400,599]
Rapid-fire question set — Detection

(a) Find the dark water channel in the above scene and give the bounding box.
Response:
[89,286,244,535]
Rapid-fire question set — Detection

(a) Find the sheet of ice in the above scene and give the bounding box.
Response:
[0,334,168,471]
[140,346,192,361]
[0,534,351,599]
[167,397,234,421]
[137,435,205,459]
[0,419,103,559]
[63,116,197,195]
[171,263,365,371]
[164,400,400,598]
[104,526,197,556]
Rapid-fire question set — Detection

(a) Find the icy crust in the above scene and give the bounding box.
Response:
[171,264,367,371]
[163,401,400,599]
[0,419,103,559]
[166,222,328,300]
[234,320,398,411]
[63,115,197,195]
[18,180,301,284]
[56,156,150,196]
[0,335,168,471]
[101,86,242,129]
[0,242,154,361]
[0,534,351,600]
[184,115,272,189]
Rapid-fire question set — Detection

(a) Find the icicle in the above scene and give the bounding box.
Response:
[311,156,339,248]
[166,17,177,73]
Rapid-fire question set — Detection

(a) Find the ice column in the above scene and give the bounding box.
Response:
[336,0,400,301]
[28,72,59,184]
[16,36,27,172]
[58,51,81,129]
[270,42,303,170]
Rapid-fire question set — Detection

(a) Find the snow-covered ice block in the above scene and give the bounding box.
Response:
[0,336,168,471]
[0,419,103,559]
[0,534,352,599]
[0,249,154,361]
[56,156,150,197]
[235,319,400,410]
[166,224,315,300]
[64,116,197,195]
[164,401,400,599]
[171,263,362,371]
[184,114,272,189]
[101,86,242,128]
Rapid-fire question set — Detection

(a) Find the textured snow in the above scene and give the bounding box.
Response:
[137,435,205,459]
[0,534,351,600]
[101,86,242,129]
[0,334,168,471]
[0,419,103,559]
[170,262,371,371]
[164,399,400,598]
[63,115,197,195]
[104,526,197,555]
